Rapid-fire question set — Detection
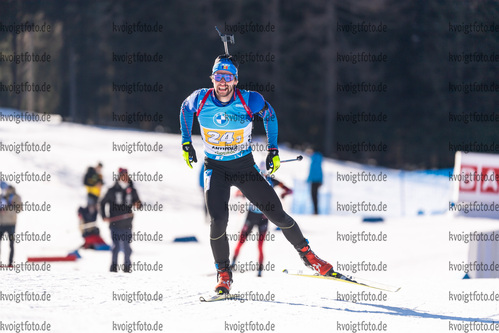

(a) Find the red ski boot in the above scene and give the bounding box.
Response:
[215,267,232,295]
[299,245,335,276]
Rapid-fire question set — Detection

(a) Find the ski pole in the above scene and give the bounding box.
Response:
[280,155,303,163]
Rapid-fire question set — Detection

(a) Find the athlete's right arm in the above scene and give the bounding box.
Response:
[180,90,201,144]
[180,89,205,168]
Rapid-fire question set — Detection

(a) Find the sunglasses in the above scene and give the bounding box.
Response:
[213,74,235,82]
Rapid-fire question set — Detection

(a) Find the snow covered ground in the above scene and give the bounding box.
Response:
[1,111,498,333]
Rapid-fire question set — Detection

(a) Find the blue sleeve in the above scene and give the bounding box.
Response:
[180,89,203,144]
[247,91,278,150]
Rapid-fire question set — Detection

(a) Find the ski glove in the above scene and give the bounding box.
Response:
[266,149,280,174]
[182,142,197,168]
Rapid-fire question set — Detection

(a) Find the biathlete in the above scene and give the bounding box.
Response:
[180,53,343,295]
[231,173,293,277]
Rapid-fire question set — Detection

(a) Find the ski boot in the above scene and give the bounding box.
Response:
[215,266,232,295]
[257,262,263,277]
[298,245,335,277]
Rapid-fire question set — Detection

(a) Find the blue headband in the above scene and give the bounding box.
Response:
[212,58,238,77]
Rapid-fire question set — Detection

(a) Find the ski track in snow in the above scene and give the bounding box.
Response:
[1,115,498,332]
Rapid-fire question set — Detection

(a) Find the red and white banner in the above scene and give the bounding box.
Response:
[453,152,499,218]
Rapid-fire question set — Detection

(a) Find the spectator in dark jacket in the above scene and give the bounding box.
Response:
[0,185,22,266]
[100,168,141,273]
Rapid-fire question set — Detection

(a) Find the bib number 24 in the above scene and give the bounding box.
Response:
[205,129,243,146]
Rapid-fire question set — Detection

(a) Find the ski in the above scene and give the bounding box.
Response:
[199,293,242,302]
[283,269,400,292]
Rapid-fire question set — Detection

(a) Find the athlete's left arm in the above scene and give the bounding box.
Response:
[247,91,278,150]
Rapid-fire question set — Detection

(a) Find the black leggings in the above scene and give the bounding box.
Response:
[204,154,307,268]
[311,182,321,214]
[0,226,15,265]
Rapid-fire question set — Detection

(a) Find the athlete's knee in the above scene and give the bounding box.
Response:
[210,218,229,240]
[267,211,294,228]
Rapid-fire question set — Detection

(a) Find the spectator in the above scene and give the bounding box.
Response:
[83,162,104,221]
[100,168,141,273]
[307,150,323,215]
[0,185,22,266]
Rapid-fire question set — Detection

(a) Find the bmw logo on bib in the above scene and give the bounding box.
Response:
[213,112,229,127]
